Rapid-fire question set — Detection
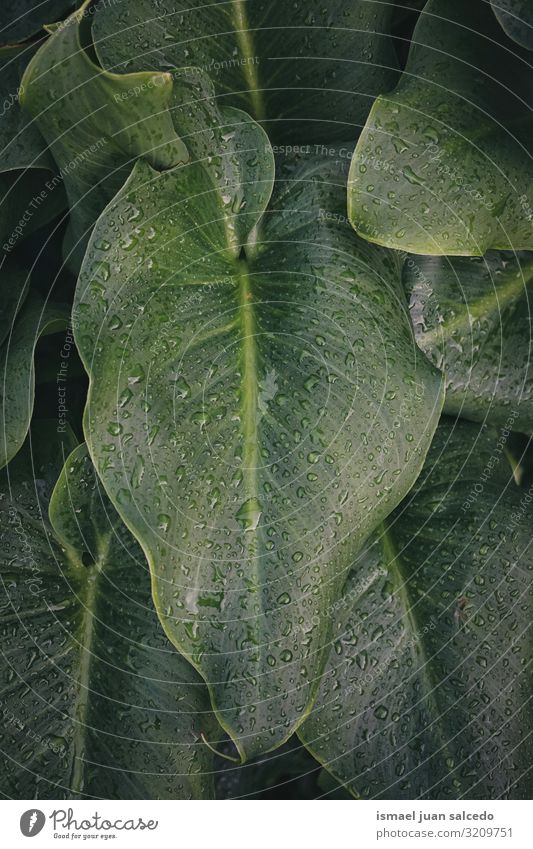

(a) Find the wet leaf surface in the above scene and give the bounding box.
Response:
[0,424,218,798]
[73,80,443,760]
[299,418,532,799]
[348,0,533,255]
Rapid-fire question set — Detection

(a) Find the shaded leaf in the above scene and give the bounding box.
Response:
[0,260,29,346]
[405,251,533,431]
[0,45,54,174]
[299,418,532,799]
[317,768,351,799]
[0,44,66,253]
[73,83,443,760]
[348,0,533,255]
[491,0,533,50]
[216,738,322,799]
[0,292,68,469]
[0,426,218,798]
[0,1,78,43]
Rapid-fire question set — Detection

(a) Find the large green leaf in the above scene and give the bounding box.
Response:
[0,292,69,469]
[92,0,399,143]
[299,418,532,799]
[0,45,54,174]
[491,0,533,50]
[20,0,188,268]
[0,425,218,798]
[348,0,533,256]
[405,251,533,432]
[73,80,443,760]
[0,44,66,253]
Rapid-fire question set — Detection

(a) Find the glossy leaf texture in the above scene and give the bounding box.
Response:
[0,425,218,799]
[348,0,533,256]
[405,251,533,432]
[0,44,54,174]
[91,0,399,143]
[19,0,188,268]
[74,77,444,760]
[299,418,532,799]
[491,0,533,50]
[0,44,66,252]
[0,292,69,469]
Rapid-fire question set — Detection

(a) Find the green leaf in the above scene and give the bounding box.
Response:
[0,292,69,469]
[317,768,352,799]
[0,44,67,253]
[491,0,533,50]
[19,0,188,268]
[73,81,443,760]
[299,418,532,799]
[92,0,399,143]
[348,0,533,256]
[0,45,54,174]
[0,426,218,798]
[0,2,78,43]
[405,251,533,432]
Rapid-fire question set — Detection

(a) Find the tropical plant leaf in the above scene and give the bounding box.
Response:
[0,1,78,43]
[0,44,66,253]
[0,292,69,469]
[491,0,533,50]
[317,768,351,799]
[347,0,533,256]
[91,0,399,143]
[405,251,533,432]
[0,44,54,174]
[299,418,532,799]
[73,78,443,761]
[0,425,218,798]
[20,0,188,268]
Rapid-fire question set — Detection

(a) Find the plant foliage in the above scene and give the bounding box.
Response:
[0,0,531,800]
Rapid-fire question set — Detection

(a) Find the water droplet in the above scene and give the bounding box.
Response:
[236,498,262,531]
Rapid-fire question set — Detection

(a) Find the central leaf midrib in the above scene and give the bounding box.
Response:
[69,532,112,794]
[231,0,265,123]
[238,258,260,558]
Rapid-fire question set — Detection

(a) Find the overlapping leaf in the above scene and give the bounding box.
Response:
[299,419,532,799]
[491,0,533,50]
[405,251,533,431]
[348,0,533,255]
[0,292,68,469]
[73,77,443,760]
[92,0,399,143]
[20,0,188,267]
[0,43,66,253]
[0,425,217,798]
